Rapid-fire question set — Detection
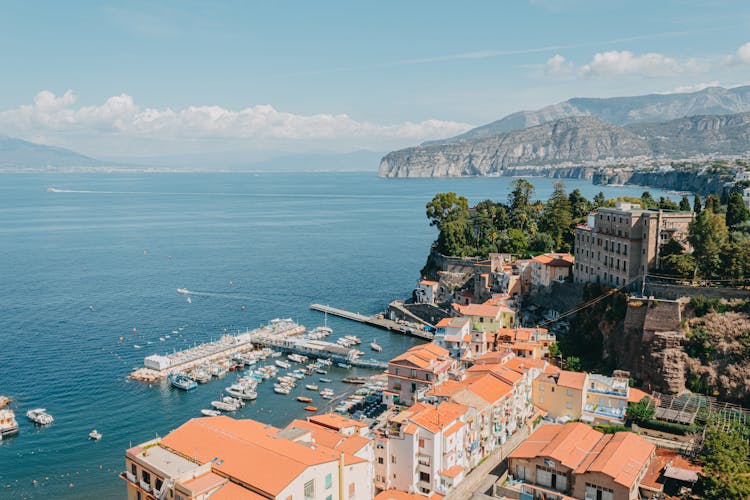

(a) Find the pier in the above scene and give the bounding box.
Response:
[309,304,434,340]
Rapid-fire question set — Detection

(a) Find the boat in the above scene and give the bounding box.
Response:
[319,378,332,383]
[223,396,244,407]
[89,429,102,440]
[305,384,319,391]
[337,363,352,369]
[133,344,143,349]
[201,409,221,417]
[304,406,318,412]
[275,360,291,369]
[370,341,382,352]
[297,396,313,403]
[159,337,165,342]
[26,408,54,425]
[319,359,332,366]
[0,410,19,437]
[226,384,258,400]
[211,400,238,411]
[190,369,211,383]
[177,288,189,294]
[316,369,328,375]
[169,373,198,391]
[321,393,334,400]
[274,386,291,395]
[342,376,367,385]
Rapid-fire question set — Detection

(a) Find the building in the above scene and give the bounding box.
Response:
[123,415,373,500]
[453,302,516,331]
[573,202,694,287]
[375,402,469,496]
[433,317,472,360]
[384,343,456,407]
[508,422,656,500]
[532,370,632,425]
[415,279,439,304]
[530,253,574,289]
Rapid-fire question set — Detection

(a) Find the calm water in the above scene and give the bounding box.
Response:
[0,172,673,499]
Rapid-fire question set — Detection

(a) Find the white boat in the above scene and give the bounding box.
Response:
[306,384,319,391]
[370,341,382,352]
[89,429,102,440]
[226,385,258,400]
[275,360,291,369]
[133,344,143,349]
[222,396,244,407]
[0,409,19,438]
[201,409,221,417]
[177,288,189,295]
[274,385,291,395]
[211,400,238,411]
[26,409,54,425]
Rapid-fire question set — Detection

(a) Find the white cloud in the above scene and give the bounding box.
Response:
[725,42,750,65]
[544,54,573,77]
[0,91,473,147]
[579,50,703,78]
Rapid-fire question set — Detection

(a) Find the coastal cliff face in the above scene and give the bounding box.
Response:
[592,169,728,196]
[378,116,650,178]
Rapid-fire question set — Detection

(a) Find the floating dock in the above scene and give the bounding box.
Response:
[309,304,434,340]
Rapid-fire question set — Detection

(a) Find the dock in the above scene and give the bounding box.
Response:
[309,304,434,340]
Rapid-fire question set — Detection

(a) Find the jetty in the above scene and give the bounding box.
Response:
[309,304,434,340]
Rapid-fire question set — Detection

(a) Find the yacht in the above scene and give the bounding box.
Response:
[177,288,189,295]
[89,429,102,440]
[211,400,238,411]
[225,384,258,400]
[26,408,54,425]
[0,410,19,437]
[169,373,198,391]
[201,409,221,417]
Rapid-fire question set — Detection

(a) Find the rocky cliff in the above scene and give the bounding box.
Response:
[379,112,750,179]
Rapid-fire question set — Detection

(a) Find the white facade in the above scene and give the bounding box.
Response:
[144,354,171,371]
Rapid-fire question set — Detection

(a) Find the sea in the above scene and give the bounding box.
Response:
[0,171,675,499]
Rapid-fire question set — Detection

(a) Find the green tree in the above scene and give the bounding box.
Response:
[528,232,555,253]
[658,197,679,210]
[548,341,560,359]
[705,194,720,213]
[496,228,528,254]
[565,356,582,372]
[568,189,591,219]
[659,237,684,258]
[726,192,749,228]
[540,182,572,250]
[660,253,696,277]
[426,192,469,228]
[697,421,750,500]
[679,195,692,211]
[693,194,702,213]
[720,240,750,280]
[593,191,606,208]
[689,209,729,277]
[436,218,473,256]
[627,398,655,424]
[640,191,657,209]
[508,179,535,232]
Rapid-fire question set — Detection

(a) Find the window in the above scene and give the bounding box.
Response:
[136,493,141,500]
[538,384,545,391]
[155,479,163,492]
[131,463,137,476]
[141,470,151,485]
[419,438,425,448]
[566,389,572,396]
[348,482,356,499]
[378,457,384,464]
[566,401,572,409]
[304,479,315,500]
[411,369,417,378]
[325,473,332,489]
[326,496,333,500]
[393,383,401,391]
[419,472,431,482]
[539,396,544,403]
[391,455,396,464]
[411,382,416,393]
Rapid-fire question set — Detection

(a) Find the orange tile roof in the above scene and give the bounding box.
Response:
[406,402,468,434]
[627,387,652,404]
[532,253,575,267]
[419,280,439,286]
[578,431,655,488]
[435,318,453,328]
[456,303,504,318]
[180,471,227,495]
[503,357,547,374]
[284,419,368,465]
[307,412,367,430]
[374,491,443,500]
[463,333,472,342]
[474,351,512,365]
[468,364,524,385]
[443,421,464,437]
[209,481,266,499]
[556,370,587,390]
[509,423,603,470]
[390,343,450,369]
[440,464,464,478]
[463,374,513,404]
[426,380,465,398]
[159,416,338,496]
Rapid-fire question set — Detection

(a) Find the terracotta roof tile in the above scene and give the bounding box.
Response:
[556,370,587,390]
[440,464,464,478]
[208,481,265,499]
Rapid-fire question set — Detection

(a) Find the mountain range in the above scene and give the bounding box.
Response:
[380,85,750,177]
[0,135,107,168]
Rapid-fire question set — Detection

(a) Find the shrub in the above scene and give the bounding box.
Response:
[638,419,697,435]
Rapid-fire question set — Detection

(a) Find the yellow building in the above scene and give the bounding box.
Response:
[454,302,515,331]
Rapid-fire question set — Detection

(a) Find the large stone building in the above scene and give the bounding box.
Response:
[573,203,694,287]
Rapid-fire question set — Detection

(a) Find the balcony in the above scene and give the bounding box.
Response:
[125,471,137,483]
[588,387,628,397]
[584,403,625,421]
[417,454,431,467]
[140,480,152,493]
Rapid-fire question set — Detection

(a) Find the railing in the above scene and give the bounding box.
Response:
[588,387,628,397]
[584,403,625,419]
[418,455,431,466]
[125,472,137,483]
[139,480,152,493]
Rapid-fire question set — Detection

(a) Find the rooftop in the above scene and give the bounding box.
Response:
[127,442,201,479]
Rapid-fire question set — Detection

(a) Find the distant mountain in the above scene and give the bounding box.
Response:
[379,112,750,178]
[0,135,106,168]
[425,85,750,145]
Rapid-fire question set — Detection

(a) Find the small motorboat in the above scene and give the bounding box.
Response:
[297,396,313,403]
[133,344,143,349]
[169,373,197,391]
[177,288,189,295]
[342,376,367,384]
[316,369,328,375]
[337,362,351,369]
[201,409,221,417]
[89,429,102,440]
[26,409,54,425]
[319,378,332,383]
[370,341,382,352]
[304,405,318,412]
[305,384,319,391]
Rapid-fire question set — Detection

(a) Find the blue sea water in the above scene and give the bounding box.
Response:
[0,172,675,499]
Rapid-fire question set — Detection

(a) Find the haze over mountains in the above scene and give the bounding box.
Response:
[380,85,750,177]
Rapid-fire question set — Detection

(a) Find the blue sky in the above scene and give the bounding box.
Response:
[1,0,750,161]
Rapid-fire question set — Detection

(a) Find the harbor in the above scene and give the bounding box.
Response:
[309,303,435,340]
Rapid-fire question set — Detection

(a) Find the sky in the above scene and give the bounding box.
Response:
[1,0,750,164]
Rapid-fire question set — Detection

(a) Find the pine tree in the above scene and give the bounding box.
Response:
[726,192,748,228]
[679,195,691,211]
